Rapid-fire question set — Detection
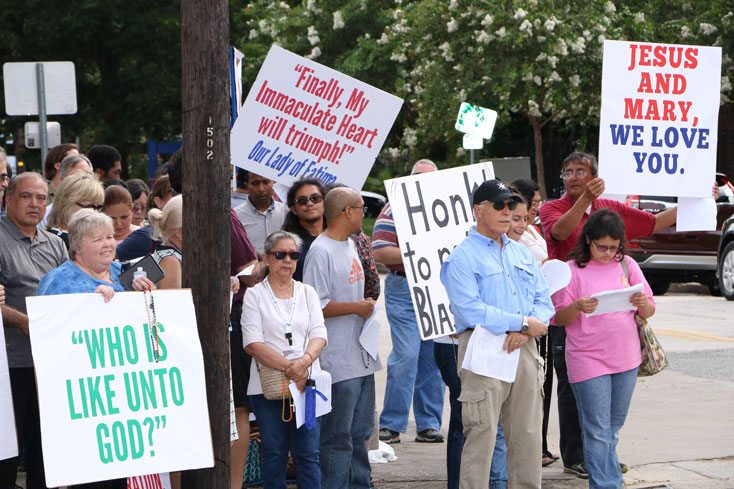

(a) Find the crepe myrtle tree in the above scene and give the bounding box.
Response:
[376,0,635,198]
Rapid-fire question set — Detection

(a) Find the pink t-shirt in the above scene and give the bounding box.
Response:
[552,255,655,383]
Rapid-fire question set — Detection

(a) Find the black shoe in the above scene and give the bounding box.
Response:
[415,428,444,443]
[563,462,589,479]
[378,428,400,444]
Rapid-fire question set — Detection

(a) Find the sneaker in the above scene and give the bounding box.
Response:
[378,428,400,444]
[620,462,629,474]
[415,428,445,443]
[563,462,589,479]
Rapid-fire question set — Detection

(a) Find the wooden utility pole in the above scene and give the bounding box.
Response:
[181,0,231,487]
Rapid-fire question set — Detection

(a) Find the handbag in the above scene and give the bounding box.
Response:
[257,363,292,401]
[621,259,669,376]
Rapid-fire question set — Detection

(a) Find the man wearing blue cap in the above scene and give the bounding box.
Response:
[440,179,554,489]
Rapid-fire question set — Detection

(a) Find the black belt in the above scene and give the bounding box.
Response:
[390,270,406,277]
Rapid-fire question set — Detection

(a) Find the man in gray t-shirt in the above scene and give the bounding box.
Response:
[0,173,68,489]
[303,186,381,489]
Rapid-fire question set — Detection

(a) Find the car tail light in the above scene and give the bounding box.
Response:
[627,240,639,249]
[626,195,640,209]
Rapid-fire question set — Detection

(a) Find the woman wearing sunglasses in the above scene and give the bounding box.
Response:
[552,209,655,489]
[241,230,327,489]
[46,172,104,249]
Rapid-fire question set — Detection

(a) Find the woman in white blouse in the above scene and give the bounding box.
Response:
[512,178,548,263]
[242,230,327,489]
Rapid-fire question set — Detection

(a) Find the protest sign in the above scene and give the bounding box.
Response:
[385,162,494,340]
[27,290,213,487]
[0,314,18,461]
[127,472,171,489]
[598,40,721,198]
[231,44,403,190]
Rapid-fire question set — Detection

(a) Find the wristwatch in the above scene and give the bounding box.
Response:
[521,316,529,335]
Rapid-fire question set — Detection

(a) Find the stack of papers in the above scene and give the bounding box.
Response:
[587,283,643,316]
[461,327,520,383]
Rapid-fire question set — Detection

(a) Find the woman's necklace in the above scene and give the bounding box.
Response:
[74,260,111,283]
[263,278,296,347]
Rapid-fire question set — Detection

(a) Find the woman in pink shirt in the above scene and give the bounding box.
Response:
[553,209,655,489]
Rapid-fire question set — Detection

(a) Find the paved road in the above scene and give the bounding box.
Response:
[371,281,734,489]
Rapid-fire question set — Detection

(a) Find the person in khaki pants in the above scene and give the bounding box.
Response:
[440,180,554,489]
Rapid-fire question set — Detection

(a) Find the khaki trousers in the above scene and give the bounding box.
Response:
[457,330,544,489]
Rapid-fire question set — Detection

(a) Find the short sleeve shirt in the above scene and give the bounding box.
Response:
[234,198,288,255]
[230,209,258,303]
[303,234,382,383]
[370,202,404,273]
[539,194,656,261]
[0,217,68,367]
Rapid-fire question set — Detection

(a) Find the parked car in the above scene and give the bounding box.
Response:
[626,173,734,295]
[361,190,387,218]
[717,214,734,300]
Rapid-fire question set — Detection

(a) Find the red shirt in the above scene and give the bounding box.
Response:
[539,193,656,261]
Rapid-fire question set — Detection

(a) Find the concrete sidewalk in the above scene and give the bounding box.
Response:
[370,283,734,489]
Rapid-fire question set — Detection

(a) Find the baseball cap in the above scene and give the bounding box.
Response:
[472,179,524,205]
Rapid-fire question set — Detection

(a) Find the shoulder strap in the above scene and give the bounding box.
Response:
[620,256,630,281]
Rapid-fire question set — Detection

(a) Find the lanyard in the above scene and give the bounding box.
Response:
[263,278,297,346]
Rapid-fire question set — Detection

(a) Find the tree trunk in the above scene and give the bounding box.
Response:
[180,1,231,488]
[529,115,547,199]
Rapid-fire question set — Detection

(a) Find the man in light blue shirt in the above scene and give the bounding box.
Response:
[440,179,554,489]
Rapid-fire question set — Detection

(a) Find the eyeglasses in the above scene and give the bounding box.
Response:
[343,205,367,216]
[267,251,302,260]
[132,204,146,212]
[0,174,8,181]
[481,200,518,211]
[592,241,620,254]
[562,169,589,179]
[294,194,324,206]
[77,202,103,211]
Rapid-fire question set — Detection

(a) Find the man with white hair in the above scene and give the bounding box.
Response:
[371,159,445,445]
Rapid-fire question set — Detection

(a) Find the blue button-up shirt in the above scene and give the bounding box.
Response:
[440,227,554,335]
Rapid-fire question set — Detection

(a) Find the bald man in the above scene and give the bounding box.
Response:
[303,186,382,489]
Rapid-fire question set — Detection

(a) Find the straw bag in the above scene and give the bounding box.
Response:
[621,259,669,377]
[257,364,292,401]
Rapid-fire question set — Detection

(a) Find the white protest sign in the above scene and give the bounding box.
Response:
[27,290,213,487]
[231,44,403,189]
[0,314,18,461]
[598,40,721,198]
[385,162,495,340]
[127,472,172,489]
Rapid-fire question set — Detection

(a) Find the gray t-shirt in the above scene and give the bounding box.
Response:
[0,217,68,367]
[303,234,382,384]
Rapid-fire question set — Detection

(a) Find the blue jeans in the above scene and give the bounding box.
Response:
[380,273,444,433]
[571,368,638,489]
[249,394,321,489]
[434,342,507,489]
[320,374,375,489]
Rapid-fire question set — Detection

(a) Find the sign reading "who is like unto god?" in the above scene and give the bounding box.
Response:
[26,290,213,487]
[598,40,721,198]
[385,162,495,340]
[231,45,403,190]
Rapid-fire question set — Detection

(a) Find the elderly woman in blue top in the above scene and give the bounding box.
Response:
[38,209,153,300]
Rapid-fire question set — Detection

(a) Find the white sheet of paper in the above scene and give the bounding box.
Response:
[461,327,520,383]
[541,259,572,295]
[676,197,717,232]
[587,283,644,316]
[289,370,332,429]
[0,314,18,461]
[359,304,383,361]
[236,263,256,277]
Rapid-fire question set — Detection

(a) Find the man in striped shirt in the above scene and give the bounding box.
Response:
[371,159,445,444]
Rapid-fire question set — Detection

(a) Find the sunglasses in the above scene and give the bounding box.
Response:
[77,202,103,211]
[343,205,367,216]
[484,201,518,211]
[267,251,302,260]
[294,194,324,206]
[592,241,620,254]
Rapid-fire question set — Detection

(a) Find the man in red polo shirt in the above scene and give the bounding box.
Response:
[539,151,672,478]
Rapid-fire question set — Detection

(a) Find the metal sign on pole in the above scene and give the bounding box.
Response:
[2,61,77,162]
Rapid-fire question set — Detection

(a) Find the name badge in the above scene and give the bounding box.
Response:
[282,348,303,360]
